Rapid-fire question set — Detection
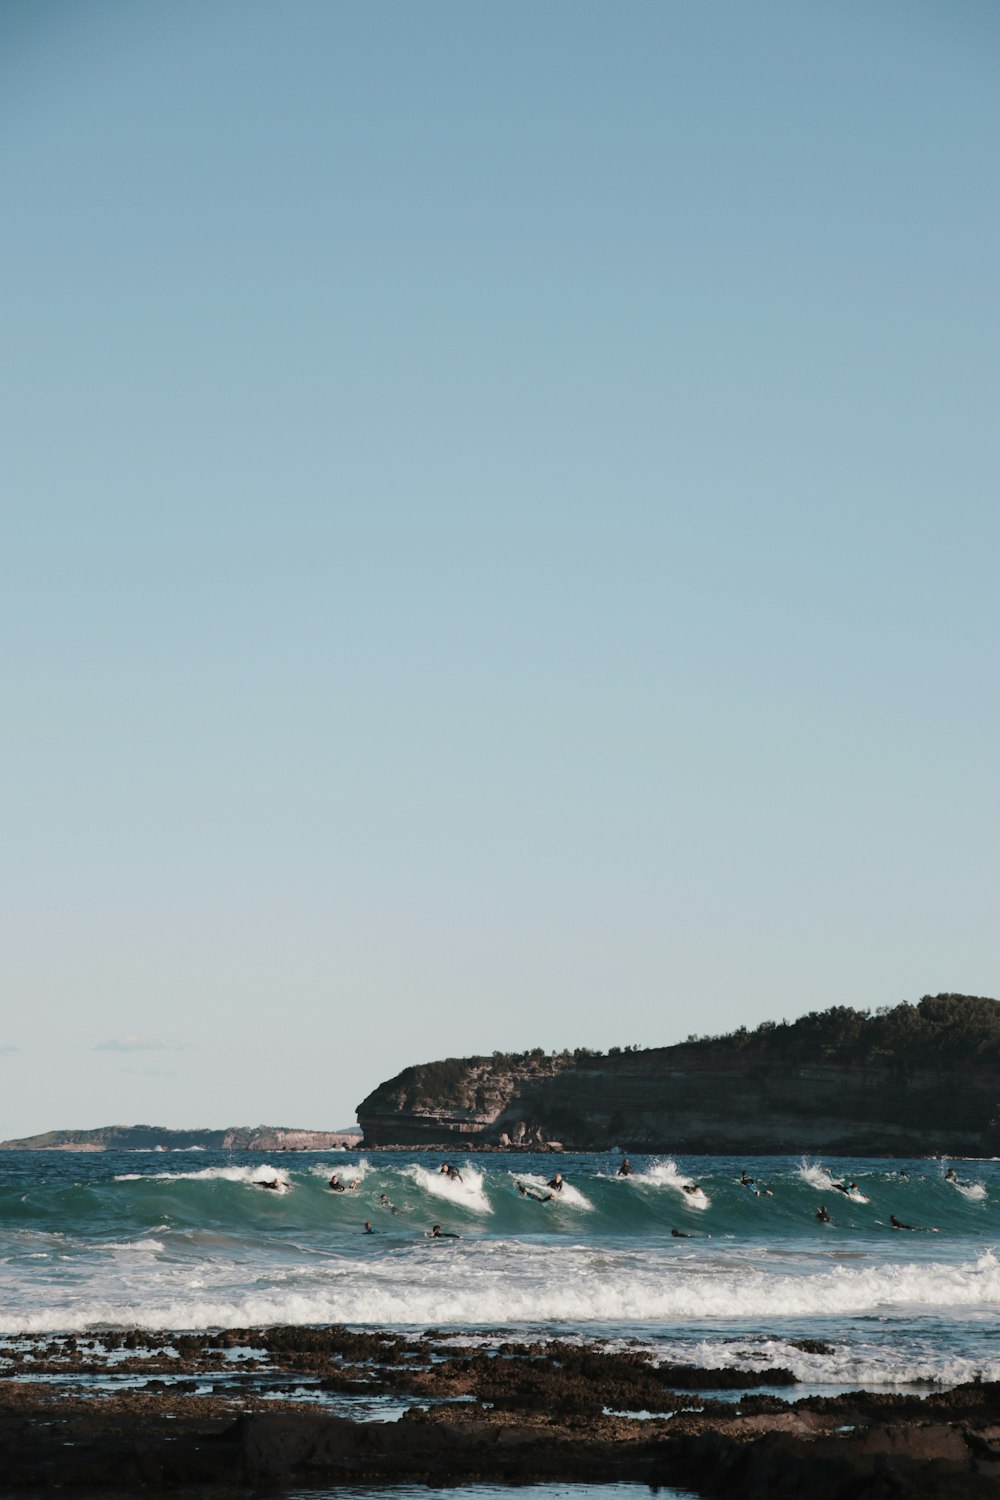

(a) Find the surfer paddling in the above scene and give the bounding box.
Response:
[890,1213,938,1232]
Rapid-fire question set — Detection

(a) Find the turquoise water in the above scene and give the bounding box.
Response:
[2,1149,998,1392]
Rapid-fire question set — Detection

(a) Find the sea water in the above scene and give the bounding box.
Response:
[1,1149,998,1394]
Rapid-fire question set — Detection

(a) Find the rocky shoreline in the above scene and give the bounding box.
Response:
[2,1327,998,1496]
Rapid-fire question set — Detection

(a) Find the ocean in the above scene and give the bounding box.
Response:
[2,1147,998,1399]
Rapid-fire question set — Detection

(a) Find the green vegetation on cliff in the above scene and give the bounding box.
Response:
[686,993,1000,1065]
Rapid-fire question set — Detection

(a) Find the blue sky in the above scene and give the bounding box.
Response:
[2,1,997,1137]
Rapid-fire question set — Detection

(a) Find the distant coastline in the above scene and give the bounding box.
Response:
[0,1124,362,1152]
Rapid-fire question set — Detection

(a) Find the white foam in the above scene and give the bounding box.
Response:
[114,1165,291,1189]
[652,1334,1000,1391]
[799,1160,833,1191]
[5,1246,1000,1338]
[310,1158,371,1185]
[404,1163,493,1215]
[102,1240,165,1253]
[515,1173,593,1211]
[633,1159,710,1209]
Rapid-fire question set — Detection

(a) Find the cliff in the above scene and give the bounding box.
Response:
[357,994,1000,1155]
[0,1124,361,1152]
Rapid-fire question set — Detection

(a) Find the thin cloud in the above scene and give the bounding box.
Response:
[95,1035,186,1053]
[0,1045,17,1055]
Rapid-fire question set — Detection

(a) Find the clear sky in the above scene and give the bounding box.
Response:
[2,1,997,1139]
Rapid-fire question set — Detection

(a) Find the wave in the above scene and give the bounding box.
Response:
[4,1244,999,1337]
[953,1181,988,1201]
[403,1163,493,1215]
[0,1155,987,1244]
[101,1240,165,1253]
[513,1172,593,1211]
[114,1165,293,1190]
[625,1159,711,1209]
[309,1158,373,1185]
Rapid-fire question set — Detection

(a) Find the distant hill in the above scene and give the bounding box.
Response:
[0,1124,361,1152]
[357,994,1000,1155]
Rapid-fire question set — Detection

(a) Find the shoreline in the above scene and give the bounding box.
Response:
[2,1328,998,1496]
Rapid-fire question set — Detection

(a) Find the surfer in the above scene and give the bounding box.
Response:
[618,1158,633,1177]
[429,1224,460,1239]
[671,1228,691,1238]
[681,1183,702,1196]
[740,1170,755,1186]
[328,1174,346,1191]
[347,1177,362,1190]
[439,1163,463,1183]
[378,1192,398,1214]
[260,1178,282,1191]
[515,1181,553,1203]
[363,1221,376,1234]
[816,1204,831,1223]
[890,1214,913,1230]
[547,1173,564,1192]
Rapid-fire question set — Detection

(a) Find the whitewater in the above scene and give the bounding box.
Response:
[2,1148,998,1393]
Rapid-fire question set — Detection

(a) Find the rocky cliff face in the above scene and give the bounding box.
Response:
[357,1044,1000,1155]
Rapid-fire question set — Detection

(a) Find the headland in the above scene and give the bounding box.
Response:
[357,993,1000,1155]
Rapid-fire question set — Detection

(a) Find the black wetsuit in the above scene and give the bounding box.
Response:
[517,1183,553,1203]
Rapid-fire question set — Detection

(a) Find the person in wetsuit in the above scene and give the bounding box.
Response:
[430,1224,460,1238]
[440,1163,463,1183]
[816,1204,831,1223]
[328,1174,345,1191]
[515,1181,553,1203]
[618,1158,633,1177]
[547,1173,564,1192]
